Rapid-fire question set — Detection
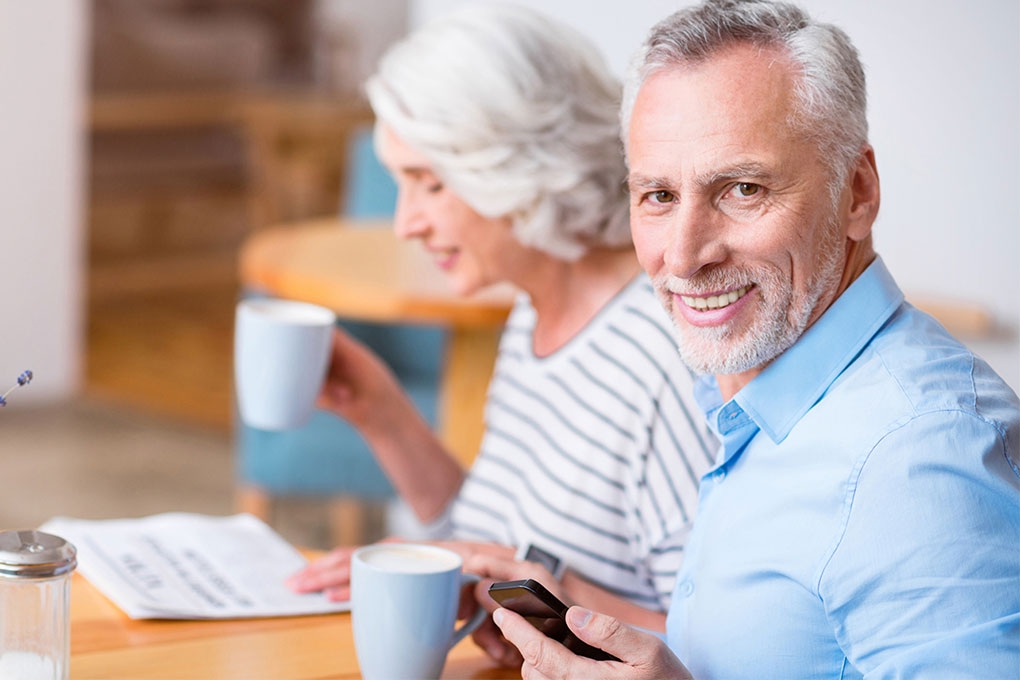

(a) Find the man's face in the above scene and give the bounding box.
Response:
[627,43,849,384]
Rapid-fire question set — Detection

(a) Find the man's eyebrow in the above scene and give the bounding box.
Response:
[626,174,673,191]
[627,163,775,193]
[704,162,773,184]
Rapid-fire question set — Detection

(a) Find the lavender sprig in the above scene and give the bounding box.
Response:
[0,370,33,406]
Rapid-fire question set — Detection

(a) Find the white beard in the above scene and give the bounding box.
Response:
[659,213,845,377]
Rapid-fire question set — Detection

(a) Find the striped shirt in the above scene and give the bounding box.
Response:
[448,274,717,610]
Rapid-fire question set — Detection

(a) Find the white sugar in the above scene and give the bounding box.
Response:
[0,651,61,680]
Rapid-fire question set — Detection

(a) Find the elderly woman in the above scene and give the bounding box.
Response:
[287,3,715,640]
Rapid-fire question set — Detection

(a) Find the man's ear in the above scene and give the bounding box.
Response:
[846,146,880,242]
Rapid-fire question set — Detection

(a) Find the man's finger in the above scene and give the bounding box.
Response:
[565,606,694,679]
[472,617,524,668]
[494,607,598,677]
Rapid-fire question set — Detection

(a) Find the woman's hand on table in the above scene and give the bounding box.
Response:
[286,544,361,602]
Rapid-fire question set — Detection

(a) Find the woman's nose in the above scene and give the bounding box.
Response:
[392,192,429,240]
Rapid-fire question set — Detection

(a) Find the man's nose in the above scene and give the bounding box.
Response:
[664,201,727,279]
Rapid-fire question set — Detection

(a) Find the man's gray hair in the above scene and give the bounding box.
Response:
[621,0,868,195]
[366,3,629,261]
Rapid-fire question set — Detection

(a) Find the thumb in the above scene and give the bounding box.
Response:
[566,606,692,678]
[565,606,640,660]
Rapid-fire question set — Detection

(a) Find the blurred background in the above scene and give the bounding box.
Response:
[1,0,1017,550]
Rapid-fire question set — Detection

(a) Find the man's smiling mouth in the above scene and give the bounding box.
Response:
[680,285,751,311]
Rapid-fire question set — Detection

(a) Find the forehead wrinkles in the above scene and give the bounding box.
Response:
[629,46,800,148]
[629,91,814,206]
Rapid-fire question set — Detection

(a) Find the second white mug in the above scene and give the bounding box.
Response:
[234,298,335,431]
[351,544,487,680]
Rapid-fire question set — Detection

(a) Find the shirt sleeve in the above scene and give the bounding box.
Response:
[819,409,1020,679]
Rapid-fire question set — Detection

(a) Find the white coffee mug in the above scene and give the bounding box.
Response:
[234,298,335,431]
[351,544,487,680]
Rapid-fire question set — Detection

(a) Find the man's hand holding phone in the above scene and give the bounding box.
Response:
[465,553,575,667]
[492,601,694,679]
[488,579,619,661]
[466,553,693,678]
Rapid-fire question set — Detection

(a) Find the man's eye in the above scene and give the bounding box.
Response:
[650,190,675,204]
[426,182,444,194]
[736,183,760,197]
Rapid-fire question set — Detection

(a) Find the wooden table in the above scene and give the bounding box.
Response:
[71,571,517,679]
[238,217,516,468]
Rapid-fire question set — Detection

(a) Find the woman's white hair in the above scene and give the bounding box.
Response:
[366,2,629,261]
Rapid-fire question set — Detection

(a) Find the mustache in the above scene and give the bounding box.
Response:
[659,269,758,296]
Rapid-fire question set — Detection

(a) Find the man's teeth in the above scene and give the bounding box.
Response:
[680,286,750,311]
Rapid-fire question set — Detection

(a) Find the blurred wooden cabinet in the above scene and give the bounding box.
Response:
[87,90,373,301]
[87,0,318,301]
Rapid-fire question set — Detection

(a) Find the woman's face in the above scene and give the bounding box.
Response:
[376,124,519,296]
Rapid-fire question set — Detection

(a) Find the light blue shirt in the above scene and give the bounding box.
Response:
[667,258,1020,679]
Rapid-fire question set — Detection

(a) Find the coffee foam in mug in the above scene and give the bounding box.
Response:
[244,299,335,325]
[360,546,460,573]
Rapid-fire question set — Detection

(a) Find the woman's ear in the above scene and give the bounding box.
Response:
[845,146,880,243]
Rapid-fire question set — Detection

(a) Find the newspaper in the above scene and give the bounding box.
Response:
[39,513,349,620]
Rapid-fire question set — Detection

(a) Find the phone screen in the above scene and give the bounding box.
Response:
[488,579,619,661]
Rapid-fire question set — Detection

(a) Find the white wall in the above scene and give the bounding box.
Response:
[414,0,1020,390]
[313,0,410,97]
[0,2,88,404]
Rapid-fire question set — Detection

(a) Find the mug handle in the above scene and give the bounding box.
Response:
[449,573,488,649]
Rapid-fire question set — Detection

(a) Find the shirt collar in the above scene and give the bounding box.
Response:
[725,256,903,444]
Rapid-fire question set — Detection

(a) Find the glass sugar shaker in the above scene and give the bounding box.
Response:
[0,530,77,680]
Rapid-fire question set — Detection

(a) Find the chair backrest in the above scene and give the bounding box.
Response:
[342,125,397,218]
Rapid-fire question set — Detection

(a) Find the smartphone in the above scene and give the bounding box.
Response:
[488,579,619,662]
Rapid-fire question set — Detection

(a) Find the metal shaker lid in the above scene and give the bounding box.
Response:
[0,530,77,579]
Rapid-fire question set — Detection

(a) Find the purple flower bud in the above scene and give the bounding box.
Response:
[17,370,32,386]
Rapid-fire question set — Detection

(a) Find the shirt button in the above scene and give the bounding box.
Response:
[678,580,694,597]
[716,468,726,482]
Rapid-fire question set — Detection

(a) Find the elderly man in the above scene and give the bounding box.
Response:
[472,0,1020,677]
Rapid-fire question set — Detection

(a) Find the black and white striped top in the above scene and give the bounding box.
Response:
[448,274,717,610]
